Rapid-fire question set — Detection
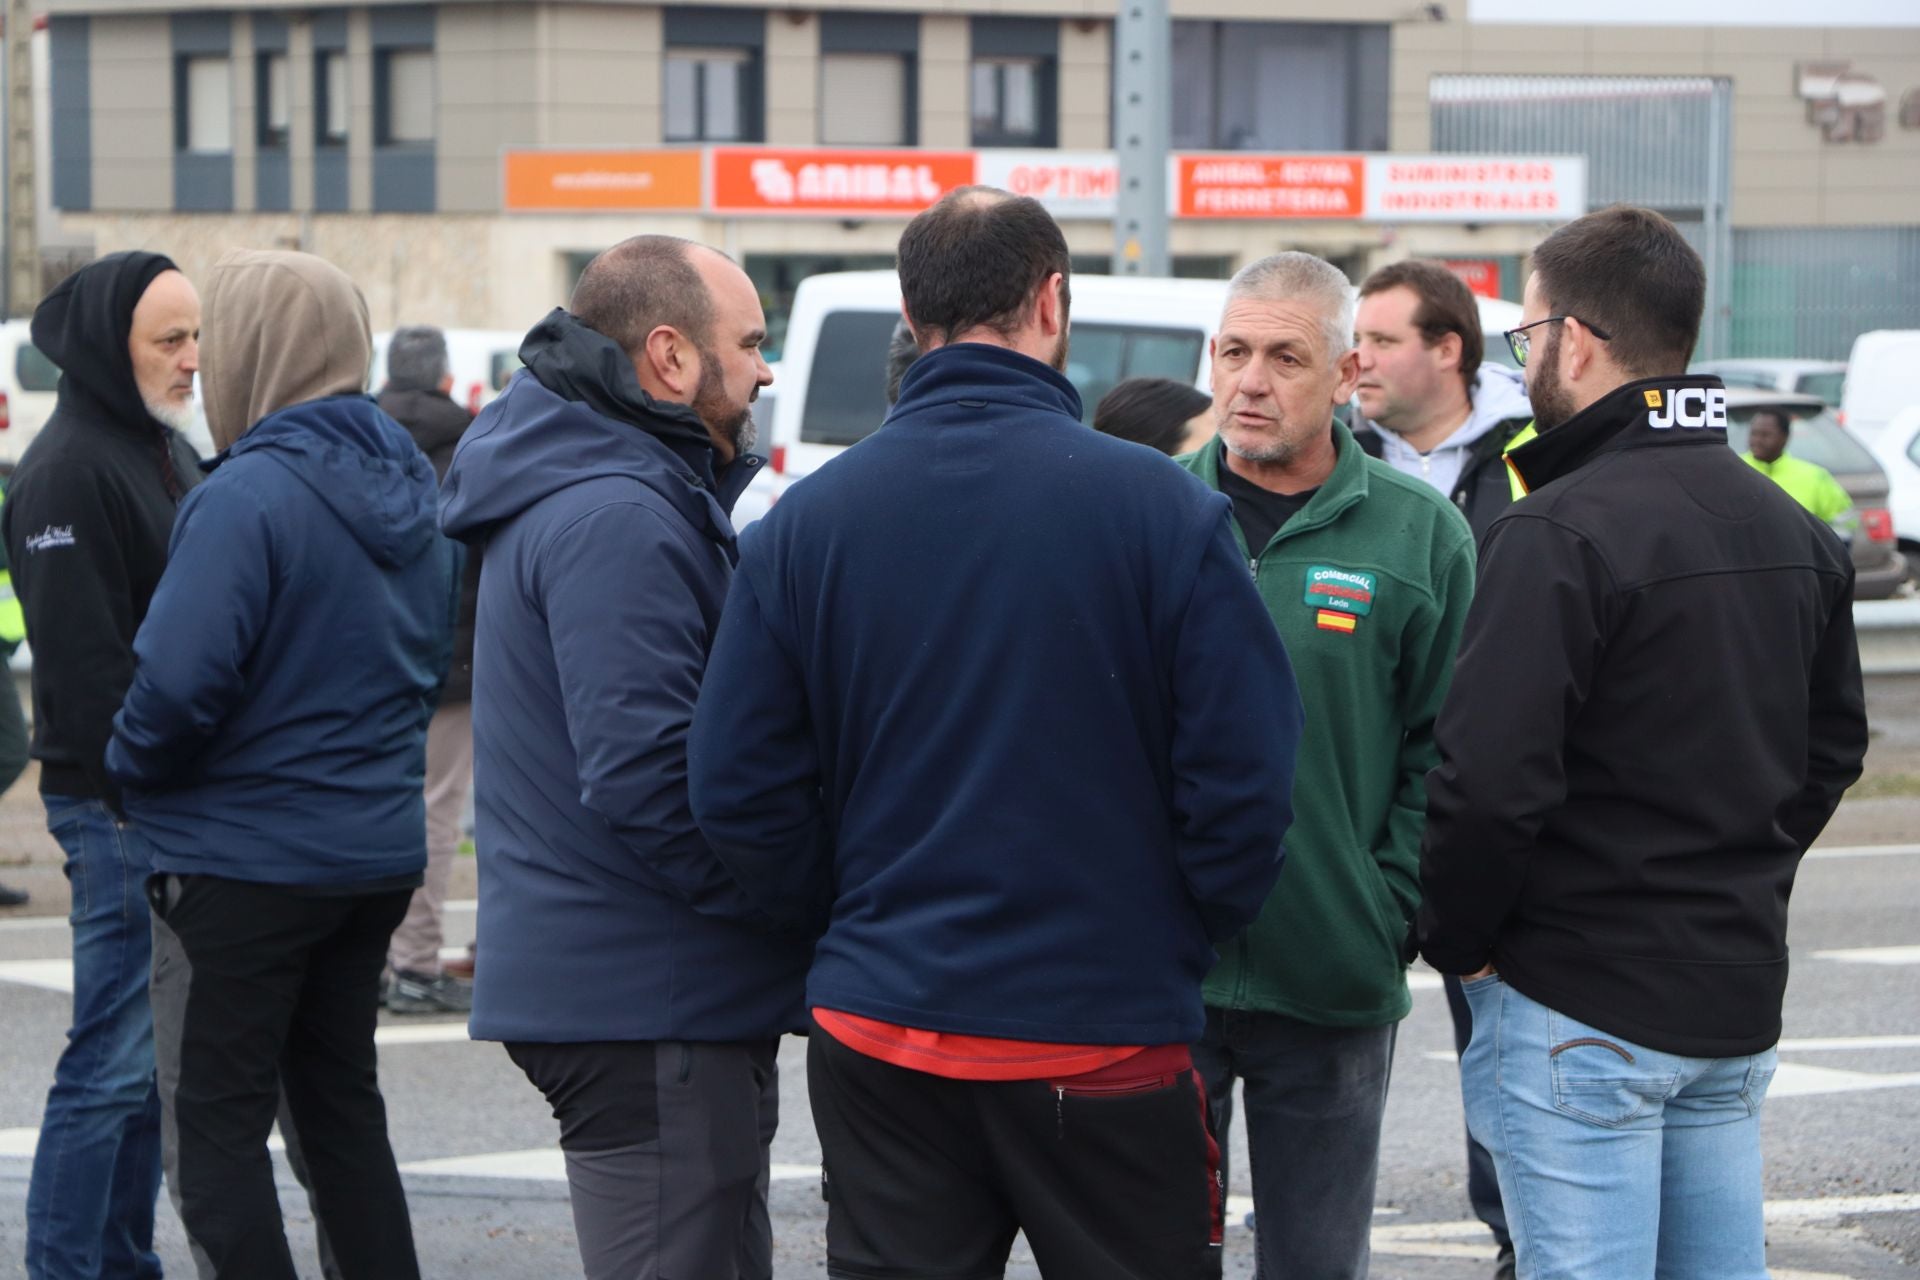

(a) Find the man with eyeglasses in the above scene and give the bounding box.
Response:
[1418,205,1866,1280]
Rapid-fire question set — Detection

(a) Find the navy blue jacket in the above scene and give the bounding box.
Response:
[106,396,454,885]
[688,344,1304,1046]
[440,310,809,1044]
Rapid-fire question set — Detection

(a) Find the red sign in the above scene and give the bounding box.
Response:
[1177,155,1365,219]
[710,147,977,217]
[1443,259,1503,300]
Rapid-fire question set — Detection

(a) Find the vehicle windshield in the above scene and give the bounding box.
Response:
[1795,370,1846,407]
[16,344,60,393]
[1724,405,1877,477]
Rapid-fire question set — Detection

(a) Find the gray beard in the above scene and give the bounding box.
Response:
[145,395,195,433]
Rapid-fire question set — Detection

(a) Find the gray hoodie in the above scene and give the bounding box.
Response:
[1361,364,1532,498]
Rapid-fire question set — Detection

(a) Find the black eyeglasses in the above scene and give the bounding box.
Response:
[1504,316,1613,368]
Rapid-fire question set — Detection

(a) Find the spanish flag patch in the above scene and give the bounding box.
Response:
[1316,609,1357,634]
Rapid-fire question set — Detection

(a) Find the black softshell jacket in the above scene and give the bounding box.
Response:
[1418,375,1867,1058]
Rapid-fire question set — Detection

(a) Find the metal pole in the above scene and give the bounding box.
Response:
[1702,78,1733,361]
[4,0,34,317]
[1111,0,1169,277]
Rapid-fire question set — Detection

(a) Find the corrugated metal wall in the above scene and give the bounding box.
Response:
[1731,227,1920,360]
[1430,74,1734,358]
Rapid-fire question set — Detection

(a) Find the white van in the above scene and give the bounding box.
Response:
[1840,330,1920,443]
[0,320,64,471]
[370,329,527,418]
[767,271,1526,479]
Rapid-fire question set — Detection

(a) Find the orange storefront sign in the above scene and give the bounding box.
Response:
[503,151,704,212]
[1176,155,1365,220]
[710,147,977,217]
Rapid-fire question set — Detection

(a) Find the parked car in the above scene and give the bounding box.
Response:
[1840,330,1920,442]
[0,320,64,472]
[767,270,1523,480]
[1722,389,1904,599]
[1692,358,1847,408]
[1866,404,1920,581]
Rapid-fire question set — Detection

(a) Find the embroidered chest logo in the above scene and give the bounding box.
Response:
[25,525,76,553]
[1304,565,1375,634]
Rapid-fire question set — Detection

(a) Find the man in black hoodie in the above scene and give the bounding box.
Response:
[1418,207,1866,1280]
[377,325,479,1014]
[2,251,204,1280]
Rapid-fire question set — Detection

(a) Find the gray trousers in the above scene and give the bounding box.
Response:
[1192,1006,1397,1280]
[506,1038,780,1280]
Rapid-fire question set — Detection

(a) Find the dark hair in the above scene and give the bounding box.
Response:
[1529,206,1705,378]
[569,235,716,357]
[1094,377,1211,456]
[1749,408,1791,436]
[885,319,918,407]
[385,325,450,392]
[1358,260,1483,390]
[896,186,1070,350]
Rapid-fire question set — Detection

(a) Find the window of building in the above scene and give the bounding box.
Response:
[180,55,232,153]
[316,51,348,145]
[377,48,434,144]
[971,56,1053,147]
[820,52,909,146]
[665,47,753,142]
[1167,21,1388,152]
[257,53,289,148]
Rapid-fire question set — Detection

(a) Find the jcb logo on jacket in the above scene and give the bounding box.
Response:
[1644,386,1728,431]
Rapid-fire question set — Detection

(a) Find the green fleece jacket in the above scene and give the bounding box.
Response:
[1184,426,1475,1026]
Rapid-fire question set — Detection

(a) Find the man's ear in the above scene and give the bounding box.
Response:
[1433,331,1463,375]
[1035,272,1066,338]
[1332,347,1362,405]
[1564,318,1601,384]
[641,324,697,399]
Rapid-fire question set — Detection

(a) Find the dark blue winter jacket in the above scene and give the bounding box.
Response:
[106,395,455,885]
[440,309,810,1044]
[688,343,1304,1046]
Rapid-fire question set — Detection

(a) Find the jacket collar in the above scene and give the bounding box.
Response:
[1193,419,1371,549]
[1507,375,1729,496]
[888,342,1084,424]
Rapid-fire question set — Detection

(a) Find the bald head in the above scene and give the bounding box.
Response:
[570,235,723,360]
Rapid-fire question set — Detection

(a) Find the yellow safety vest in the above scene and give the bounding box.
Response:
[0,485,23,647]
[1503,422,1538,499]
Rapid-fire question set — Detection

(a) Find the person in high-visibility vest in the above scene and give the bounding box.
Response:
[0,477,29,907]
[1742,409,1856,537]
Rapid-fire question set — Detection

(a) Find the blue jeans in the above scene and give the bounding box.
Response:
[1460,975,1776,1280]
[27,796,163,1280]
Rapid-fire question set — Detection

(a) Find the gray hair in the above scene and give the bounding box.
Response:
[1226,252,1355,365]
[386,325,451,393]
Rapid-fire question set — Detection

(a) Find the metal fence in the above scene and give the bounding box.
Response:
[1731,226,1920,360]
[1431,75,1734,358]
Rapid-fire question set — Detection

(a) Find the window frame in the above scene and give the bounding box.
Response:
[969,54,1055,148]
[256,51,290,149]
[176,54,234,154]
[818,50,916,147]
[314,50,349,147]
[375,46,435,147]
[663,45,758,144]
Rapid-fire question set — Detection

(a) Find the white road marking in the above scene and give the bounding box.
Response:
[398,1148,819,1183]
[1812,946,1920,966]
[0,960,74,993]
[1779,1034,1920,1052]
[1770,1063,1920,1098]
[0,1126,284,1161]
[1806,843,1920,860]
[375,1021,472,1046]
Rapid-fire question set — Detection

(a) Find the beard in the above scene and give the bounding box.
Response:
[1222,428,1301,467]
[1527,328,1579,434]
[692,348,757,459]
[145,394,195,434]
[1048,326,1069,373]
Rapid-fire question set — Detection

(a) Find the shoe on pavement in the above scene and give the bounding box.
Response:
[0,881,28,908]
[387,969,472,1015]
[1494,1242,1517,1280]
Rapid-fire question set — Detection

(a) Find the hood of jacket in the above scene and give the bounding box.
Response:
[439,308,757,545]
[1367,362,1533,467]
[226,394,441,568]
[200,249,373,451]
[30,250,181,434]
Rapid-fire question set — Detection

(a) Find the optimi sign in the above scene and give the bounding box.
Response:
[503,148,1587,223]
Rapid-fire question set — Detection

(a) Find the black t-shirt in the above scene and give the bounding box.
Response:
[1218,452,1317,558]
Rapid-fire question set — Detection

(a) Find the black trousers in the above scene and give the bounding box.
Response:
[808,1018,1223,1280]
[149,873,420,1280]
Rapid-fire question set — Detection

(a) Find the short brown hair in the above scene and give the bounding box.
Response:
[569,235,717,357]
[1358,260,1483,391]
[897,187,1071,349]
[1528,206,1704,378]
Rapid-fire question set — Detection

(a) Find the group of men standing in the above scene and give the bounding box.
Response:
[4,188,1867,1280]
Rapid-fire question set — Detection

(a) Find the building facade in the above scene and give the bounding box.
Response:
[38,0,1920,357]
